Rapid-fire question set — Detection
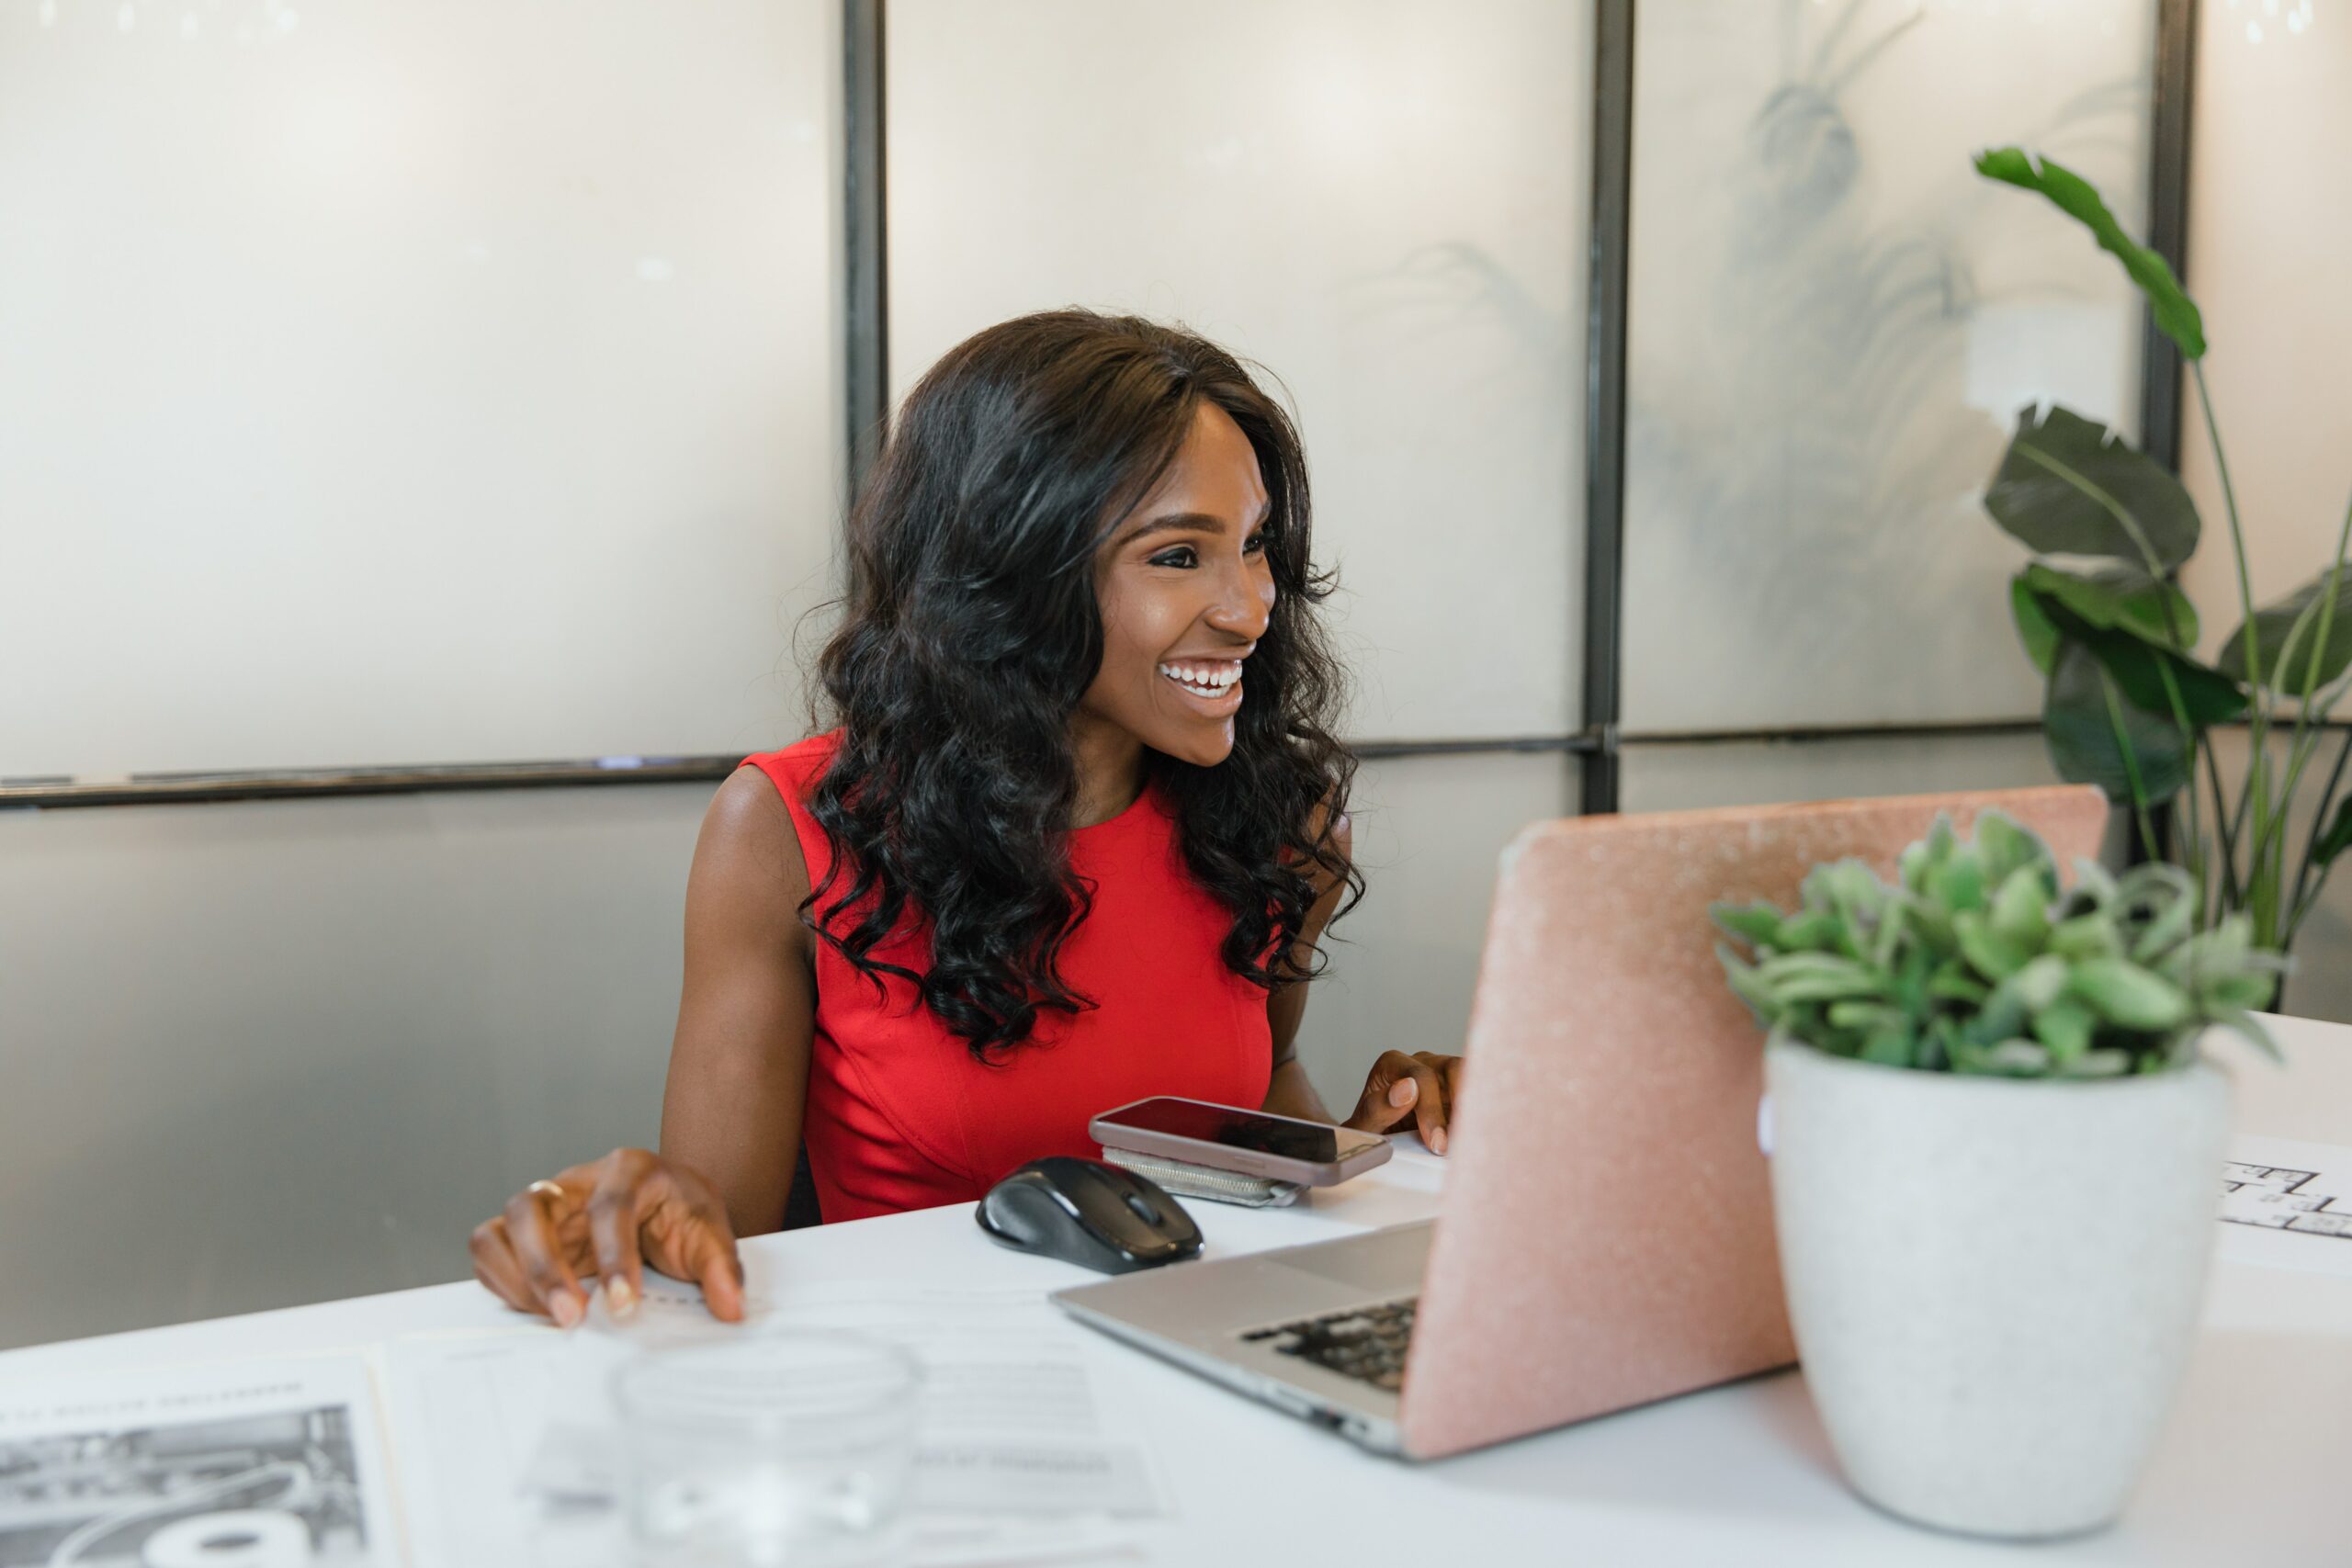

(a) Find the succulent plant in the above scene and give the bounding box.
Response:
[1713,811,2288,1077]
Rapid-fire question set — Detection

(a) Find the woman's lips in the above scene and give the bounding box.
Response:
[1159,666,1244,714]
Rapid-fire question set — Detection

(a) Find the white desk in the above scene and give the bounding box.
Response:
[7,1018,2351,1566]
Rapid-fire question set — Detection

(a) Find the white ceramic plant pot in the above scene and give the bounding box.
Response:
[1765,1038,2230,1540]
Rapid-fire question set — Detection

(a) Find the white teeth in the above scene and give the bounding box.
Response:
[1159,660,1241,692]
[1158,660,1241,700]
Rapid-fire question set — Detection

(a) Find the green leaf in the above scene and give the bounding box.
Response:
[2019,562,2198,649]
[2217,569,2352,694]
[1927,850,1987,915]
[1758,952,1880,980]
[1771,976,1890,1005]
[1717,943,1780,1021]
[1869,896,1913,974]
[1711,901,1784,948]
[1926,962,1990,1006]
[1983,1039,2054,1076]
[1984,405,2200,571]
[1827,1000,1900,1031]
[2033,596,2246,728]
[1951,1035,2052,1076]
[2204,972,2282,1013]
[2312,794,2352,871]
[2012,573,2063,676]
[1757,953,1884,1004]
[1952,910,2029,983]
[1917,1017,1956,1070]
[1899,817,1958,894]
[2211,1010,2284,1064]
[1860,1028,1913,1067]
[1972,811,2055,891]
[2128,879,2198,964]
[2031,997,2098,1064]
[1775,909,1842,951]
[2063,1048,2133,1078]
[2042,641,2192,805]
[2050,911,2122,963]
[1973,147,2207,360]
[2066,959,2192,1031]
[2010,954,2070,1013]
[1988,863,2054,950]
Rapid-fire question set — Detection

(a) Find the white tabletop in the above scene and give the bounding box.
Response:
[7,1017,2351,1566]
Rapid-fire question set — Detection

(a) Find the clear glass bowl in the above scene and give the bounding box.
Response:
[612,1330,922,1568]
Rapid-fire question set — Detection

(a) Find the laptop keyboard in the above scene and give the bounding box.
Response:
[1241,1297,1418,1393]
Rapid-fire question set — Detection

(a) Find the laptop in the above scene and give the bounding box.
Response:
[1052,784,2109,1460]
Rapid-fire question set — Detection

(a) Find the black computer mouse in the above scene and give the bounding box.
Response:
[975,1156,1203,1274]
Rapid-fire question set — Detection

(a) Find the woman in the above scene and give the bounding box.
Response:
[470,310,1464,1325]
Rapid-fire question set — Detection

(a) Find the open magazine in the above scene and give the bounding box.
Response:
[0,1354,401,1568]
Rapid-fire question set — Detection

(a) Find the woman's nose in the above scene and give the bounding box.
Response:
[1206,580,1273,639]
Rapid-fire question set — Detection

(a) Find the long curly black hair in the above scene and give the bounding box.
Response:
[803,310,1361,1060]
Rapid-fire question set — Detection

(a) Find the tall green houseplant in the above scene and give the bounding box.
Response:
[1975,147,2352,954]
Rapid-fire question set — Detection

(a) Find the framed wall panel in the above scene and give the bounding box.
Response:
[0,0,841,780]
[886,0,1592,743]
[1620,729,2062,815]
[0,784,707,1349]
[2178,2,2352,661]
[1290,750,1577,1107]
[1620,0,2160,735]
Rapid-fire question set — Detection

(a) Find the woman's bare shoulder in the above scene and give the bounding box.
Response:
[691,766,814,953]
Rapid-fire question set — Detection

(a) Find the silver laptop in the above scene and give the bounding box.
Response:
[1049,786,2109,1460]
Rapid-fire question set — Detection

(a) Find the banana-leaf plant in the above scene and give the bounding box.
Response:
[1975,147,2352,954]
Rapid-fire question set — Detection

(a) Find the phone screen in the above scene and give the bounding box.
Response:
[1095,1099,1379,1163]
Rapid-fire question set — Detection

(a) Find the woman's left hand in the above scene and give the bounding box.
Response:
[1342,1050,1465,1156]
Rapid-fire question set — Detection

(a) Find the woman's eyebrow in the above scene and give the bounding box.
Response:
[1124,511,1227,545]
[1121,503,1272,546]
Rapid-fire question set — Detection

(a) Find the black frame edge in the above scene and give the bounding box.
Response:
[2138,0,2198,471]
[844,0,889,494]
[2139,0,2198,863]
[1578,0,1635,815]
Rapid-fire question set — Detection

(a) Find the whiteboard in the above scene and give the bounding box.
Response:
[0,0,841,780]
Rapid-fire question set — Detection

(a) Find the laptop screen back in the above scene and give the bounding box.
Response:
[1397,784,2109,1459]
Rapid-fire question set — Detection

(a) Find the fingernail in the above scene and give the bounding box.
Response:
[1389,1079,1416,1108]
[1431,1127,1449,1156]
[549,1292,582,1329]
[606,1276,637,1321]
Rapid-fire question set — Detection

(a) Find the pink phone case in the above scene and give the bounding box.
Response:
[1089,1096,1394,1187]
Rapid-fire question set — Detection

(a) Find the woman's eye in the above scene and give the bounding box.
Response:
[1244,531,1268,556]
[1148,547,1197,569]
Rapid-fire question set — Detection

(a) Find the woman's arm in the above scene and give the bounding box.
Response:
[471,766,815,1325]
[659,765,820,1239]
[1261,808,1464,1150]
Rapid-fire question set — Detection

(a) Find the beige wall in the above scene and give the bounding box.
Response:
[2178,5,2352,1023]
[0,785,702,1348]
[2179,5,2352,623]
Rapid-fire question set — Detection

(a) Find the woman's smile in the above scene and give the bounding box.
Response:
[1158,656,1248,712]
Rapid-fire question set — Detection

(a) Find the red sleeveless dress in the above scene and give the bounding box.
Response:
[740,731,1274,1221]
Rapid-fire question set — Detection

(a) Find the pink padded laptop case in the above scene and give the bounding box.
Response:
[1398,784,2109,1459]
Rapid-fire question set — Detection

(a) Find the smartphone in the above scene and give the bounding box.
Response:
[1090,1097,1393,1187]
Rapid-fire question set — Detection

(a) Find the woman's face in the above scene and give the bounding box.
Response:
[1077,400,1277,768]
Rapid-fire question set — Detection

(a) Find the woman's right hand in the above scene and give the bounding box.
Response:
[469,1147,747,1326]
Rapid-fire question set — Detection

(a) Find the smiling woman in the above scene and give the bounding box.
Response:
[468,310,1467,1326]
